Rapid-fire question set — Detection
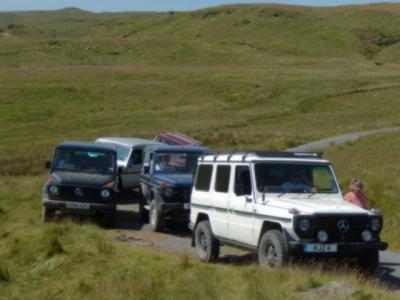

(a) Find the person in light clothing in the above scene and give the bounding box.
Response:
[344,179,368,209]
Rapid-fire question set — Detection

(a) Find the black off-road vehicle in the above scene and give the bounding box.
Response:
[140,145,209,232]
[42,142,118,226]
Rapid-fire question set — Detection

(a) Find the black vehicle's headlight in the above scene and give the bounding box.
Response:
[317,230,328,242]
[101,189,110,198]
[362,230,373,242]
[164,188,174,198]
[49,185,59,195]
[299,219,311,232]
[371,218,381,231]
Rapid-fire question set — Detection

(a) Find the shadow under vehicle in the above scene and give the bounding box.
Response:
[42,141,119,227]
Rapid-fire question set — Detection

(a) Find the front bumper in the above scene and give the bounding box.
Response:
[289,241,388,255]
[42,199,116,215]
[160,202,190,218]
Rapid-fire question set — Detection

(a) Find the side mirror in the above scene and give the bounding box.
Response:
[45,161,51,169]
[245,195,252,203]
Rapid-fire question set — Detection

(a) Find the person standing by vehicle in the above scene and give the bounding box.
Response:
[344,179,368,209]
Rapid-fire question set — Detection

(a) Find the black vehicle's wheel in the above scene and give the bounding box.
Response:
[357,250,379,273]
[194,220,220,263]
[42,206,53,223]
[139,199,149,221]
[149,201,165,232]
[258,230,288,268]
[99,209,116,228]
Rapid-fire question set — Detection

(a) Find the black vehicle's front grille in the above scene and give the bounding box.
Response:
[50,186,113,204]
[164,186,191,203]
[294,214,375,243]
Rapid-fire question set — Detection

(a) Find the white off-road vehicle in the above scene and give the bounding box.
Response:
[189,152,387,270]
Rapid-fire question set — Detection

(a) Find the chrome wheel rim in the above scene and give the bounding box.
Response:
[266,244,278,266]
[199,231,208,252]
[150,205,156,225]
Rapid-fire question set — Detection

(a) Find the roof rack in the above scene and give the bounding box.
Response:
[202,151,322,162]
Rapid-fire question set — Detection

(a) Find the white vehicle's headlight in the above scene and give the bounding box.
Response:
[362,230,373,242]
[49,185,59,195]
[101,189,110,198]
[317,230,328,242]
[299,219,311,232]
[164,188,173,198]
[371,218,381,231]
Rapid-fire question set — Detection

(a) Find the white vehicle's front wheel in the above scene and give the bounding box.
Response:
[258,230,288,268]
[194,220,220,263]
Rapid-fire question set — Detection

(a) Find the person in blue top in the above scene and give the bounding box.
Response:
[281,171,311,192]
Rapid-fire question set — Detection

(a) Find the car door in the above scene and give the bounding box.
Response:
[122,148,143,188]
[227,164,256,246]
[209,164,231,238]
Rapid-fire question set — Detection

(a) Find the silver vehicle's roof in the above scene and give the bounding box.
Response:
[200,151,330,164]
[95,137,162,148]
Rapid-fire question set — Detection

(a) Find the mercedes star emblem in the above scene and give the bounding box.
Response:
[337,219,350,233]
[74,187,84,197]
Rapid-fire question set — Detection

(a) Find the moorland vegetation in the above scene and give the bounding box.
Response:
[1,3,400,298]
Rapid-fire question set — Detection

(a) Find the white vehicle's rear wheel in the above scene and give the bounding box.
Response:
[194,220,220,262]
[258,230,288,268]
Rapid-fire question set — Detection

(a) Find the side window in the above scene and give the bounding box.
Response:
[234,165,252,196]
[128,150,142,165]
[195,164,213,191]
[215,165,231,193]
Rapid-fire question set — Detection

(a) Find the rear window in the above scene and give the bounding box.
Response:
[195,164,213,191]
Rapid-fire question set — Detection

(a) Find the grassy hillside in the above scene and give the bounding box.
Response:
[0,4,400,175]
[1,3,400,298]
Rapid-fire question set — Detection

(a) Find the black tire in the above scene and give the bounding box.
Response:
[42,206,53,223]
[149,200,165,232]
[194,220,220,263]
[258,230,289,268]
[357,250,379,273]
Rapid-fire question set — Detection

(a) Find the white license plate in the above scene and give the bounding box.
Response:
[66,202,90,210]
[184,203,191,210]
[303,243,337,253]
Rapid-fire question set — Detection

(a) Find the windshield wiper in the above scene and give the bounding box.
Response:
[278,192,286,198]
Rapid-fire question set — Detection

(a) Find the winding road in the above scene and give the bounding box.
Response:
[112,127,400,290]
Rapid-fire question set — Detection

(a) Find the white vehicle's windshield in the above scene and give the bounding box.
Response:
[154,152,201,174]
[53,149,115,174]
[255,163,339,194]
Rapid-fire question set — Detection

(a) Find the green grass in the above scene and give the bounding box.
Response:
[324,132,400,250]
[1,3,400,298]
[0,177,397,299]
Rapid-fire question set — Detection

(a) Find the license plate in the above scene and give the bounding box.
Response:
[184,203,190,210]
[66,202,90,210]
[303,243,337,253]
